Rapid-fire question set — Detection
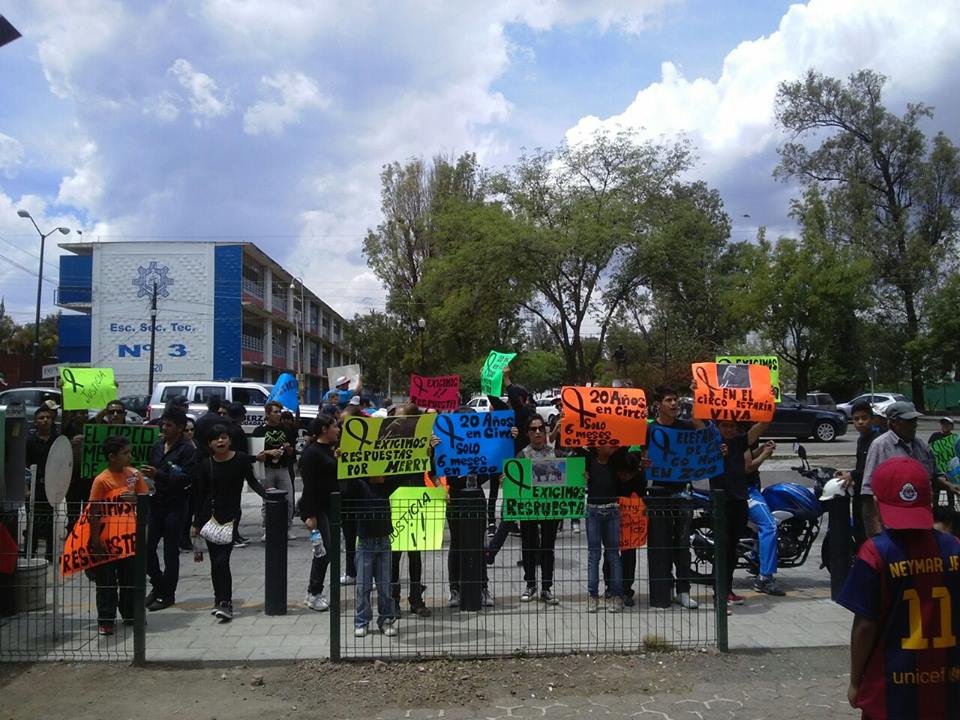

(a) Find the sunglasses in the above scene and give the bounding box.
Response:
[529,426,546,433]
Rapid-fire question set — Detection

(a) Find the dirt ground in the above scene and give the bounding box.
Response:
[0,646,850,720]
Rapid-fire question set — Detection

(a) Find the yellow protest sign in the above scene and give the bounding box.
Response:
[716,355,781,402]
[337,415,435,479]
[390,486,446,551]
[59,367,118,410]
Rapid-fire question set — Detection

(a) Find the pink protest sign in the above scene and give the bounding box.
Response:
[410,374,461,412]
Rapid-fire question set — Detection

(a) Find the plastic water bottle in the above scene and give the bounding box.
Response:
[126,472,138,491]
[310,529,326,558]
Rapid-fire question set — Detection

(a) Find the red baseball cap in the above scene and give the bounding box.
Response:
[872,456,933,529]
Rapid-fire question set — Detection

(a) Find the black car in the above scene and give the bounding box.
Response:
[118,394,150,418]
[764,394,848,442]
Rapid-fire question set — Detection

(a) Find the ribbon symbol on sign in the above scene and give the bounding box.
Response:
[411,375,428,400]
[61,368,85,393]
[503,458,532,490]
[561,387,598,424]
[648,425,672,459]
[434,415,465,445]
[695,365,721,393]
[343,418,374,449]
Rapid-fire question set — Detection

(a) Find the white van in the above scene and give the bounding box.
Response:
[148,380,319,432]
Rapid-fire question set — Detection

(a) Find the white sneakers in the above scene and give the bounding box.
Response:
[673,592,699,609]
[305,593,329,612]
[340,574,356,586]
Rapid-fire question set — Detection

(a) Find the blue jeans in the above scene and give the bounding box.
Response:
[587,504,622,597]
[747,486,778,577]
[355,536,396,629]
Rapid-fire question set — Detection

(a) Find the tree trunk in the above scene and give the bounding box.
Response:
[795,360,811,402]
[904,287,926,411]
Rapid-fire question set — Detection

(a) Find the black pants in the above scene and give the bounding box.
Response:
[448,492,488,591]
[852,493,867,549]
[206,540,234,605]
[342,516,358,578]
[147,498,188,600]
[604,548,637,595]
[722,496,749,594]
[486,475,500,526]
[390,551,424,609]
[29,507,55,563]
[96,556,136,623]
[307,512,332,596]
[520,519,559,590]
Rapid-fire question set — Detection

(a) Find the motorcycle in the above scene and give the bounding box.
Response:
[689,445,850,577]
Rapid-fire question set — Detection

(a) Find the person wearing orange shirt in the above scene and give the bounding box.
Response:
[89,435,150,636]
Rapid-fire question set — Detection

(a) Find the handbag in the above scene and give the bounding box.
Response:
[200,517,235,545]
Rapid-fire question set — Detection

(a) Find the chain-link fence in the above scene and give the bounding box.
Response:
[329,490,727,660]
[0,496,147,663]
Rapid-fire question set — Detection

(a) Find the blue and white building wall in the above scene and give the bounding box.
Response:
[56,240,352,403]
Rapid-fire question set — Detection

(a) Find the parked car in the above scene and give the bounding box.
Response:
[535,397,561,426]
[794,391,837,413]
[148,380,319,432]
[764,394,848,442]
[465,395,508,413]
[118,394,150,419]
[836,392,909,419]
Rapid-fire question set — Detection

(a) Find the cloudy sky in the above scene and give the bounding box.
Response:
[1,0,958,330]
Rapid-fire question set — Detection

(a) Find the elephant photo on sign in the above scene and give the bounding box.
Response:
[531,459,565,486]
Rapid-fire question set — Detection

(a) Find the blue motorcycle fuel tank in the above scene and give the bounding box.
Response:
[762,482,821,521]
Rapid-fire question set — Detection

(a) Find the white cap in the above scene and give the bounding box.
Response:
[335,375,350,387]
[942,417,955,425]
[348,396,361,406]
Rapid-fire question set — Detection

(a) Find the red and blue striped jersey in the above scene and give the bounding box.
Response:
[838,529,960,719]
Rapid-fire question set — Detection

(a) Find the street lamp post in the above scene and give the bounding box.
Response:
[17,210,69,385]
[290,277,306,407]
[416,317,426,372]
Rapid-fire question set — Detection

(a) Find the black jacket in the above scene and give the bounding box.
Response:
[148,436,197,504]
[299,442,338,520]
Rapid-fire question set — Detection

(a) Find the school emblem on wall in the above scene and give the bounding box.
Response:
[132,261,175,299]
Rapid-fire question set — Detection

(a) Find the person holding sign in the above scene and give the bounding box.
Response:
[324,374,362,409]
[89,435,150,636]
[353,473,399,638]
[516,416,562,605]
[191,426,267,623]
[711,418,771,609]
[584,445,627,613]
[299,413,340,613]
[603,453,646,607]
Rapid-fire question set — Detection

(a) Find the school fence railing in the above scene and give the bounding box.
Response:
[0,496,147,664]
[329,490,728,660]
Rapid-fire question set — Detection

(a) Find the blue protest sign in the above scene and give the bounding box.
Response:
[433,410,516,477]
[646,424,723,483]
[267,372,299,412]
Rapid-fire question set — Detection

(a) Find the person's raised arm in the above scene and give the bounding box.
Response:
[746,421,770,448]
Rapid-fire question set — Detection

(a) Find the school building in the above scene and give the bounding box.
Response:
[54,240,353,403]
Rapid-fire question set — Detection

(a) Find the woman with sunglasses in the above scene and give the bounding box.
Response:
[518,416,562,605]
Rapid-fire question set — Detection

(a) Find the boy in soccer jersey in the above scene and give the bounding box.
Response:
[837,456,960,719]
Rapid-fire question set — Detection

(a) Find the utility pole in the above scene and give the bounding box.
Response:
[147,283,158,396]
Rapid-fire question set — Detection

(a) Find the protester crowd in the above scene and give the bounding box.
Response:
[19,361,960,718]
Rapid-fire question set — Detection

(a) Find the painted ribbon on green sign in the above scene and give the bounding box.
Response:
[59,367,118,410]
[501,456,586,521]
[480,350,516,397]
[931,433,959,477]
[389,486,447,551]
[716,355,781,402]
[81,423,159,477]
[337,414,435,479]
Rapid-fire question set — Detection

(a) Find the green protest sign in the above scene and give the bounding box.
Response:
[716,355,781,402]
[480,350,516,396]
[337,414,435,479]
[389,486,446,551]
[59,367,118,410]
[501,456,586,521]
[932,433,959,476]
[81,423,159,477]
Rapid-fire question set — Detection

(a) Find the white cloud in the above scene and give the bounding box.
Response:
[143,91,182,123]
[168,59,233,126]
[56,140,103,208]
[242,72,330,136]
[0,133,24,177]
[566,0,960,187]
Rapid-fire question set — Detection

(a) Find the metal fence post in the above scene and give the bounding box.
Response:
[711,491,729,653]
[264,488,288,616]
[329,492,341,662]
[134,493,149,666]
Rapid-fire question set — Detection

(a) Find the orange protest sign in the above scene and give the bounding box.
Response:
[619,494,648,550]
[59,487,137,576]
[559,386,647,447]
[692,362,774,423]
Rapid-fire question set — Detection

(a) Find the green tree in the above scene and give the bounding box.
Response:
[342,310,410,395]
[922,274,960,381]
[774,69,960,408]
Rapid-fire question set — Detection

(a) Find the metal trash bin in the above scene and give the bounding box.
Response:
[15,558,48,612]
